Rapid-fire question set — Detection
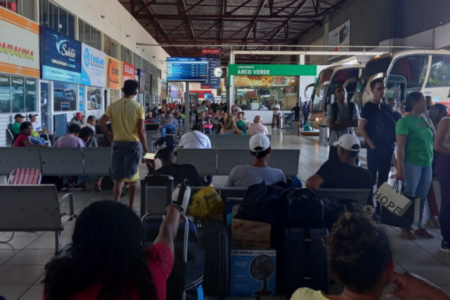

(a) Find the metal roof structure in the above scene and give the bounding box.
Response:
[119,0,347,64]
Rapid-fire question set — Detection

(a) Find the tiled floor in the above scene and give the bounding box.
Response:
[0,128,448,300]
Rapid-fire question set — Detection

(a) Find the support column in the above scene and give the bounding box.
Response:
[184,82,190,133]
[229,50,235,114]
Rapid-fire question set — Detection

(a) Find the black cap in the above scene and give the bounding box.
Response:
[28,114,38,118]
[14,114,25,119]
[154,137,176,159]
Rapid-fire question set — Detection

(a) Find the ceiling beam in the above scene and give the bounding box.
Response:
[227,0,253,15]
[244,0,266,40]
[138,0,183,56]
[135,0,158,14]
[132,13,330,20]
[268,0,308,42]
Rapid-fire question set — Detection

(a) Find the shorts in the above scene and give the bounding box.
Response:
[110,141,142,183]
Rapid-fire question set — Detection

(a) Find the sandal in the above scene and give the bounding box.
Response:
[428,217,441,229]
[401,229,417,240]
[415,228,435,239]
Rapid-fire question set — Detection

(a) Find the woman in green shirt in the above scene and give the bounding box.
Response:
[396,92,434,240]
[236,112,248,135]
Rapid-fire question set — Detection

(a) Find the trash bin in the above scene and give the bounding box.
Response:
[293,120,301,136]
[319,126,329,146]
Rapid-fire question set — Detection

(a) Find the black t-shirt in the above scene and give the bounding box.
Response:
[361,101,396,146]
[316,160,374,189]
[292,106,301,119]
[392,111,402,122]
[152,164,206,186]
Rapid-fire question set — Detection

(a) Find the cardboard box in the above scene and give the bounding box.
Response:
[230,249,277,297]
[232,218,271,250]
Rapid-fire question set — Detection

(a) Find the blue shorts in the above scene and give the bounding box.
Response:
[110,141,142,182]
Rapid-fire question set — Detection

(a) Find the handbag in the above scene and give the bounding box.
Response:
[378,181,421,230]
[375,181,412,217]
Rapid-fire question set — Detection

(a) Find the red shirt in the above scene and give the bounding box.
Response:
[42,243,174,300]
[13,133,30,147]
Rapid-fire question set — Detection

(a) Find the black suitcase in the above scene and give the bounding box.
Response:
[140,174,174,216]
[197,219,229,299]
[284,227,329,298]
[284,189,329,299]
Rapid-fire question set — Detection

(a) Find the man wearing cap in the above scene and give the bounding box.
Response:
[11,114,25,136]
[146,136,206,186]
[306,134,373,195]
[27,114,48,145]
[70,112,85,126]
[98,80,148,209]
[225,134,285,187]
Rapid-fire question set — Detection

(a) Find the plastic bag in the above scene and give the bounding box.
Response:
[189,187,225,217]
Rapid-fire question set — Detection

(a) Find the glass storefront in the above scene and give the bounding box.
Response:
[0,74,37,113]
[234,76,298,111]
[53,81,77,112]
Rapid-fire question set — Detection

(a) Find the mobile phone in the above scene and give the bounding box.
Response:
[143,153,156,160]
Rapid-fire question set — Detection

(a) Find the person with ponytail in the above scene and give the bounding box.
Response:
[43,200,182,300]
[396,92,434,240]
[291,210,450,300]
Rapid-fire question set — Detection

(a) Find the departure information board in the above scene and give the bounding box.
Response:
[166,57,209,82]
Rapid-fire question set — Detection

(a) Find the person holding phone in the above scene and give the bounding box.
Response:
[146,136,207,187]
[43,196,189,300]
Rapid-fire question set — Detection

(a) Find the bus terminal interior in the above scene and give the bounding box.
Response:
[2,0,450,299]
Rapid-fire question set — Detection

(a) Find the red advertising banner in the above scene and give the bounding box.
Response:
[190,90,212,99]
[122,62,136,85]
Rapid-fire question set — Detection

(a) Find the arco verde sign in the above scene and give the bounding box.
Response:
[228,64,317,82]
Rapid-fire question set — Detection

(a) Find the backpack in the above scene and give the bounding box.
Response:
[330,102,356,122]
[322,197,365,230]
[370,103,397,146]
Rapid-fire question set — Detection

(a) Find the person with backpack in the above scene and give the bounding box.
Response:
[358,79,396,195]
[327,85,359,162]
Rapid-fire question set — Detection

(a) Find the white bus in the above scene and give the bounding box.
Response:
[354,50,450,110]
[307,64,365,129]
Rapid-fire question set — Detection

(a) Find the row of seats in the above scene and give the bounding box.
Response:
[204,134,272,149]
[0,147,111,176]
[177,148,299,176]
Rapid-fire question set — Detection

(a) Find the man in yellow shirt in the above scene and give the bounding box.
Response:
[99,80,148,208]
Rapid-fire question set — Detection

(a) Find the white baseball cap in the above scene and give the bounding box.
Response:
[249,134,271,152]
[333,134,361,152]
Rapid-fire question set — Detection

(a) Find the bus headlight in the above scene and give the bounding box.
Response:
[315,118,319,122]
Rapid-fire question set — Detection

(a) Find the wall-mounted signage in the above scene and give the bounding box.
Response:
[41,27,82,84]
[105,55,121,89]
[166,57,208,82]
[122,62,136,85]
[201,49,221,89]
[328,20,350,61]
[81,43,106,87]
[137,69,145,93]
[228,64,317,84]
[0,7,40,78]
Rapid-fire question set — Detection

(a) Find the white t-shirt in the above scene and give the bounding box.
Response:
[31,121,42,131]
[179,131,211,149]
[272,104,281,115]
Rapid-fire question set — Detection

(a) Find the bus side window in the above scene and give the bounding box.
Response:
[427,55,450,87]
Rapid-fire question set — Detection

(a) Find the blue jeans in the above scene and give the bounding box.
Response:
[161,124,176,137]
[403,161,432,229]
[30,137,45,145]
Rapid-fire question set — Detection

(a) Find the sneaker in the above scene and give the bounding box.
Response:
[441,240,450,253]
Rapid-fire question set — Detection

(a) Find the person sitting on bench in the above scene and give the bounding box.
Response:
[306,134,373,190]
[42,200,186,300]
[291,210,450,300]
[225,134,285,187]
[13,122,48,148]
[160,112,178,137]
[146,136,207,186]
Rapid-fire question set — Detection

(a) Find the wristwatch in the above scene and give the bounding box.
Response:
[168,203,185,212]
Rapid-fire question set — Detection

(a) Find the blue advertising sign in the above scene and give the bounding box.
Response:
[81,43,106,87]
[201,49,221,89]
[41,27,82,84]
[166,57,208,82]
[79,86,84,111]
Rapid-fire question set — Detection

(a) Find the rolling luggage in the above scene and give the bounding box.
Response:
[197,219,229,299]
[284,189,329,299]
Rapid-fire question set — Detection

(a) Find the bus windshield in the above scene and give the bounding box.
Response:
[312,84,327,113]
